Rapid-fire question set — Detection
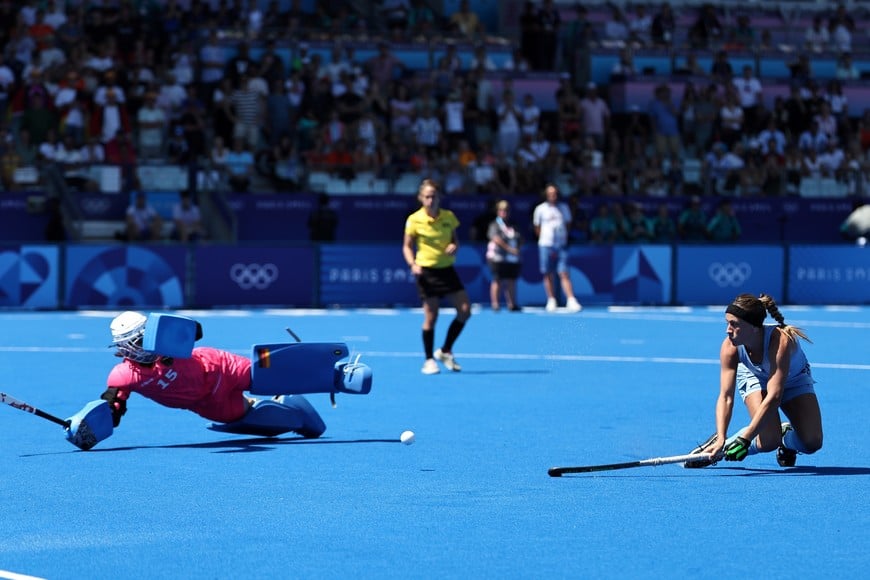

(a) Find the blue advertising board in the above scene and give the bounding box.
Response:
[319,245,492,307]
[320,244,418,307]
[193,246,315,307]
[64,245,186,308]
[0,195,52,242]
[515,244,671,306]
[228,194,854,244]
[0,245,60,308]
[675,245,784,305]
[229,196,316,242]
[787,246,870,304]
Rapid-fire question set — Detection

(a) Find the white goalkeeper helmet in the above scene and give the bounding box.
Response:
[110,311,158,364]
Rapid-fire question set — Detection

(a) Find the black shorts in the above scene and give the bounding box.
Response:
[416,265,465,300]
[488,261,521,281]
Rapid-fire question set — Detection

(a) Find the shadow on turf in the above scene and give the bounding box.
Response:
[721,466,870,476]
[554,466,870,477]
[21,437,401,456]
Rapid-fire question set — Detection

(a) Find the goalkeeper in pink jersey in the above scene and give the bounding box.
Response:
[84,311,372,448]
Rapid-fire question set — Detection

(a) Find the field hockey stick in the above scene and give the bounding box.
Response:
[1,392,70,428]
[548,453,713,477]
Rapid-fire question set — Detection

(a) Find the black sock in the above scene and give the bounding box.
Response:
[422,328,435,359]
[442,319,465,353]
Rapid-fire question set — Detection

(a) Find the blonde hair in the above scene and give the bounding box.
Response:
[418,178,440,197]
[731,293,811,343]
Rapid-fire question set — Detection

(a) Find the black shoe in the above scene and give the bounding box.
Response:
[777,422,797,467]
[776,446,797,467]
[509,305,522,312]
[684,432,720,468]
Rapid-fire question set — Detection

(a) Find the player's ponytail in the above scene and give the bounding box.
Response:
[759,293,811,343]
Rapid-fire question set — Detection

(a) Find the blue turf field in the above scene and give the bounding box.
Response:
[2,306,868,579]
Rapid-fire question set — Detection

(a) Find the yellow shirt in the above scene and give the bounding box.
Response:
[404,207,459,268]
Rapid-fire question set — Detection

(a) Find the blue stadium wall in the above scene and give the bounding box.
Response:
[1,242,867,309]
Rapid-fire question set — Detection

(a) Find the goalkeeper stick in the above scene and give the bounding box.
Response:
[548,453,713,477]
[1,391,70,428]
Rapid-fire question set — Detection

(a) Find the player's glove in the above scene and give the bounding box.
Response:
[723,436,750,461]
[100,388,127,427]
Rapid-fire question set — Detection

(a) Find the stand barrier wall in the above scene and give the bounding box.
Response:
[1,243,866,310]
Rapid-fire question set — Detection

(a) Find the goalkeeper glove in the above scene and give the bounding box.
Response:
[723,436,750,461]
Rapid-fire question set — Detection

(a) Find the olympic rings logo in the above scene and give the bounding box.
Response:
[229,263,279,290]
[708,262,752,287]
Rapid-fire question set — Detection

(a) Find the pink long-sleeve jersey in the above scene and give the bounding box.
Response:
[107,347,253,423]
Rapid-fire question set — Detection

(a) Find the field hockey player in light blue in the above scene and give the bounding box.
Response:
[685,293,823,468]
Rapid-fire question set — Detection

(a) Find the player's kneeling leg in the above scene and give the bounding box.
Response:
[208,395,326,438]
[66,400,114,450]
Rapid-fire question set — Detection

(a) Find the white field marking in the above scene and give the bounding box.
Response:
[357,351,870,371]
[0,346,868,371]
[0,571,47,580]
[588,309,870,329]
[610,306,694,313]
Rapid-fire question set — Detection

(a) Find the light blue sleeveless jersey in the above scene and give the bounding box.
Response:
[736,325,813,391]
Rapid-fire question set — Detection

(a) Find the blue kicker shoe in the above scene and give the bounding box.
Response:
[684,433,721,468]
[777,422,797,467]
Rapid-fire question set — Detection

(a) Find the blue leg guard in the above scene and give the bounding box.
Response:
[65,400,114,450]
[208,395,326,438]
[249,343,373,397]
[335,358,373,395]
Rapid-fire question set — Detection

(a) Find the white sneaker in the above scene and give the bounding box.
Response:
[565,297,583,313]
[434,348,461,372]
[421,358,440,375]
[545,297,558,312]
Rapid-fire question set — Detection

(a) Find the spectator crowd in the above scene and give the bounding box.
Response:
[1,0,868,244]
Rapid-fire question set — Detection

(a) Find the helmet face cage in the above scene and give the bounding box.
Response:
[111,312,159,364]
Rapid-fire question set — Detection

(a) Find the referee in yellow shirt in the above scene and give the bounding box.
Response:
[402,179,472,375]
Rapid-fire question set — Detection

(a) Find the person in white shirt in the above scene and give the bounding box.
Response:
[43,0,67,30]
[703,142,745,194]
[199,29,226,97]
[532,183,582,313]
[804,15,829,53]
[732,65,762,133]
[801,147,823,179]
[171,191,204,242]
[797,120,829,154]
[627,4,652,47]
[469,44,496,71]
[496,89,521,157]
[817,140,845,179]
[411,105,442,151]
[755,118,786,156]
[443,88,465,148]
[126,192,163,242]
[136,91,167,160]
[520,93,540,138]
[579,82,610,149]
[829,15,852,54]
[813,101,839,142]
[604,5,630,44]
[93,70,126,106]
[718,91,744,149]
